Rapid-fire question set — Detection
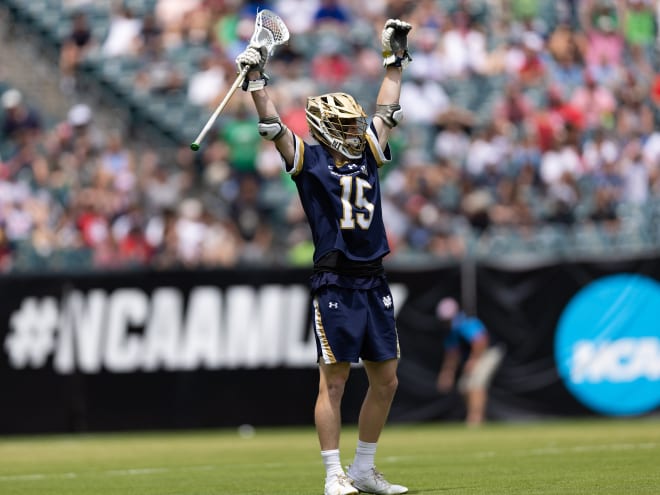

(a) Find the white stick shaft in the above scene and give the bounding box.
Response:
[190,66,248,150]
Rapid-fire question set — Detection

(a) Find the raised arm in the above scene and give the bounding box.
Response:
[235,46,296,167]
[250,84,296,166]
[372,19,413,150]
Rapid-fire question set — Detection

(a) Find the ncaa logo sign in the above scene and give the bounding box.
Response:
[554,274,660,416]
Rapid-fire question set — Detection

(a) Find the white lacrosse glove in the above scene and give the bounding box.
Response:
[381,19,412,69]
[235,45,269,91]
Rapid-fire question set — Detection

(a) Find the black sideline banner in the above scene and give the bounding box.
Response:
[1,259,659,434]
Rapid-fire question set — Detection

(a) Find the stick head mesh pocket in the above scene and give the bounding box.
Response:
[251,9,290,55]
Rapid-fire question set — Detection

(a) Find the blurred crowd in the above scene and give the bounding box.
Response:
[2,0,660,273]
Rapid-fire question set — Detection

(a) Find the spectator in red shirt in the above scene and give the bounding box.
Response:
[77,205,110,248]
[118,225,153,265]
[533,85,584,152]
[517,32,546,87]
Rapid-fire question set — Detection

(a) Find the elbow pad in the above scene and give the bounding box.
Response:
[374,103,403,128]
[258,116,288,141]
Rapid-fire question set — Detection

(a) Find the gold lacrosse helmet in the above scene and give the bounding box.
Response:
[305,92,368,160]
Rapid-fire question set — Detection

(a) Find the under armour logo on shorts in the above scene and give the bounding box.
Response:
[382,295,392,309]
[329,301,339,309]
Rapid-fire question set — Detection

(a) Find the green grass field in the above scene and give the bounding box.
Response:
[1,417,658,494]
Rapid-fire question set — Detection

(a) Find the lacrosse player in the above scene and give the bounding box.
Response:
[236,17,412,495]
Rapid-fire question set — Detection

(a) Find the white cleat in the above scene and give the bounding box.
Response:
[346,465,408,495]
[325,473,359,495]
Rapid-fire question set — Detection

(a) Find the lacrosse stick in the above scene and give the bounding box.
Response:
[190,9,290,151]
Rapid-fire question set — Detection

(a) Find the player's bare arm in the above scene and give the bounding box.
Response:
[249,82,295,165]
[235,43,295,167]
[373,19,412,150]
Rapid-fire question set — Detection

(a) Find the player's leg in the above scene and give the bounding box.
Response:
[316,360,351,451]
[358,358,399,442]
[316,361,357,495]
[355,282,401,441]
[312,285,364,449]
[347,359,407,494]
[312,284,364,495]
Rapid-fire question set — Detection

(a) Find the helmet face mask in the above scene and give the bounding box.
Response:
[305,93,368,160]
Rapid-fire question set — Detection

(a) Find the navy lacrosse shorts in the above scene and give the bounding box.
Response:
[312,283,400,364]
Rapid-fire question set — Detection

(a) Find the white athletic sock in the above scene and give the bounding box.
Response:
[352,440,377,475]
[321,449,344,480]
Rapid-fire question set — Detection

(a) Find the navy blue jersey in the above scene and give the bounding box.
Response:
[286,124,392,264]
